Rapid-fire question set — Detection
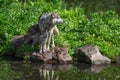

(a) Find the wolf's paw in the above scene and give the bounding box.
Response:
[52,44,55,48]
[46,47,50,51]
[39,50,45,54]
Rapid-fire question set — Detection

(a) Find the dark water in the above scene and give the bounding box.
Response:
[0,57,120,80]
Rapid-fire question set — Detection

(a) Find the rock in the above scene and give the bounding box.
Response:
[54,47,73,64]
[30,47,73,64]
[11,35,25,52]
[11,35,25,58]
[11,35,33,58]
[30,52,44,62]
[11,35,72,64]
[75,45,111,65]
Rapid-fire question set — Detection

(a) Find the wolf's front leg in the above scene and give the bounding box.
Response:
[51,34,55,48]
[46,29,53,50]
[43,43,47,53]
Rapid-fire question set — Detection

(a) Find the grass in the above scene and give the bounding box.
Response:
[0,0,120,60]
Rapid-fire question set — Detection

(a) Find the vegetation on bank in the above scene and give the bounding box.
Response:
[0,0,120,60]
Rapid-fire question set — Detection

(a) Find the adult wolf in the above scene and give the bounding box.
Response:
[24,12,63,53]
[38,12,63,51]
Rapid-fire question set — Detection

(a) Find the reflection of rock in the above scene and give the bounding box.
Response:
[75,45,111,65]
[76,63,110,74]
[30,47,73,64]
[39,64,72,71]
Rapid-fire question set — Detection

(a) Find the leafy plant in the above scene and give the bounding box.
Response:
[0,0,120,60]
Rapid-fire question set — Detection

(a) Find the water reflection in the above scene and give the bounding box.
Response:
[38,64,72,80]
[76,63,110,74]
[10,61,72,80]
[39,68,59,80]
[0,59,119,80]
[10,61,112,80]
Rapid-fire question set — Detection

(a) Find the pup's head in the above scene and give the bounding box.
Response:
[51,13,64,24]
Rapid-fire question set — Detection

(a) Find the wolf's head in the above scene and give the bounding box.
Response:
[38,12,64,31]
[50,13,64,24]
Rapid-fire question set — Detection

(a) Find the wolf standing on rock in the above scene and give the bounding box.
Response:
[24,12,64,54]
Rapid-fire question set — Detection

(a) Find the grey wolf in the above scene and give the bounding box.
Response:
[38,12,63,51]
[24,12,63,53]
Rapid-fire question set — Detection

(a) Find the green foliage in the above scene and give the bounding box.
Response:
[23,54,30,61]
[0,0,120,60]
[15,44,38,59]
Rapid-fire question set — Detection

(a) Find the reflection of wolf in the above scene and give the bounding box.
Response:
[24,12,63,53]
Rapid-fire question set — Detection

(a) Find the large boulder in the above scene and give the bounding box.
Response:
[11,35,25,57]
[75,45,111,65]
[11,35,72,64]
[30,47,73,64]
[11,35,33,58]
[11,35,25,52]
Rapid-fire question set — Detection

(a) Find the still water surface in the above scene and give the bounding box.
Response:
[0,57,120,80]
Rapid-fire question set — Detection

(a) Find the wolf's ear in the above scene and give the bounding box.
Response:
[51,12,56,18]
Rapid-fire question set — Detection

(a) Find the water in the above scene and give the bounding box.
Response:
[0,57,120,80]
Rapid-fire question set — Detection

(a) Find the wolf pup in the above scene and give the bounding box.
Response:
[24,24,40,44]
[24,24,48,53]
